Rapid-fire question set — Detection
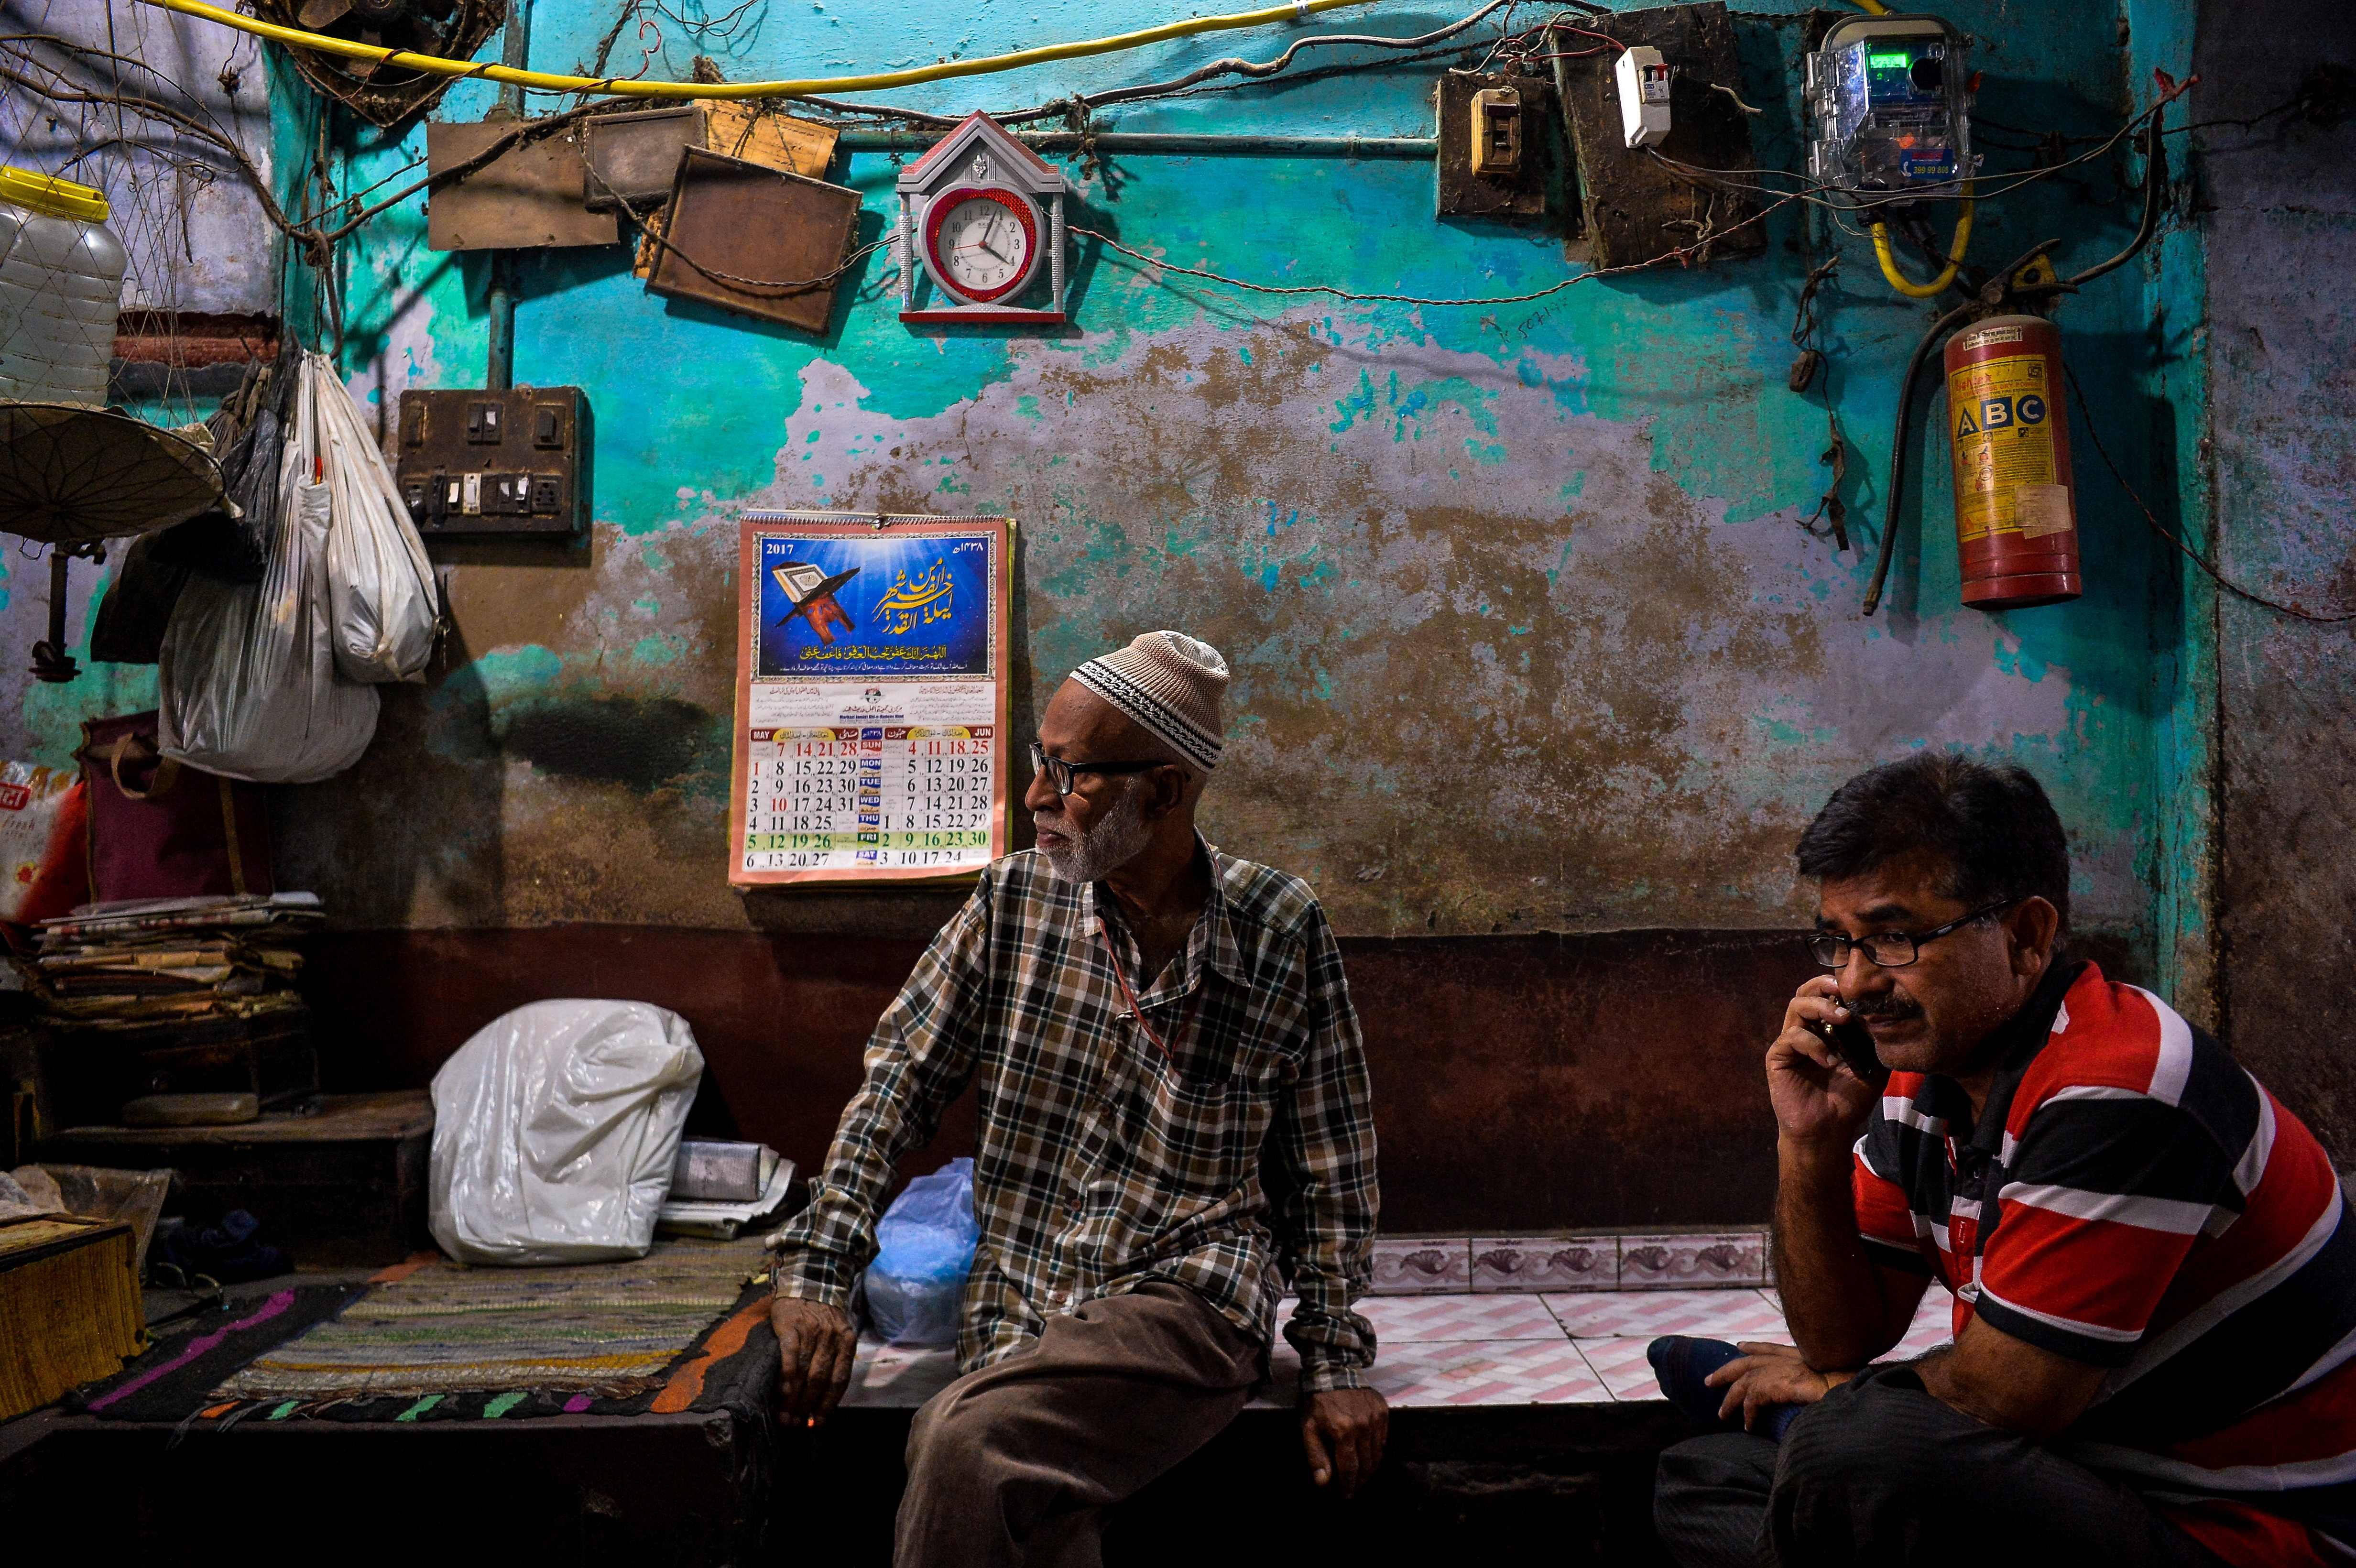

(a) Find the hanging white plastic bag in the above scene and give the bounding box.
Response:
[157,437,380,784]
[305,353,438,683]
[429,1000,706,1267]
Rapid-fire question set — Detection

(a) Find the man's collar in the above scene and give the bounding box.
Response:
[1081,833,1248,988]
[1196,837,1249,985]
[1949,956,2085,1154]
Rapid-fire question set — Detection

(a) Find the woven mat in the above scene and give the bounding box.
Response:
[71,1284,369,1422]
[213,1237,769,1402]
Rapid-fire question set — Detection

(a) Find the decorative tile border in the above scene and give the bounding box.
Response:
[1615,1232,1767,1290]
[1471,1235,1618,1293]
[1369,1235,1472,1295]
[1373,1230,1769,1294]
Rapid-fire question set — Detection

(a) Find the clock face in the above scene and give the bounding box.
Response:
[923,186,1040,305]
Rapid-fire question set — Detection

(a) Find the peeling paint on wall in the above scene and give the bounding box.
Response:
[0,0,2211,961]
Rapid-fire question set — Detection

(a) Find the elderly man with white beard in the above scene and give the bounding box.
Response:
[768,630,1385,1568]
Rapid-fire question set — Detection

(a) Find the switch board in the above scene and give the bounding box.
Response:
[394,386,591,537]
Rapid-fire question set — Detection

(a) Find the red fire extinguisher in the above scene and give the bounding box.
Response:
[1943,314,2081,610]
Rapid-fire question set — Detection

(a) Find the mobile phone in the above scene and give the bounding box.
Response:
[1814,1005,1887,1082]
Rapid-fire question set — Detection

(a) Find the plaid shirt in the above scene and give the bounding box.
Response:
[769,838,1379,1393]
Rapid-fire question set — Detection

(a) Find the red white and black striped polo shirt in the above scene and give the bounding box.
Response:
[1854,958,2356,1568]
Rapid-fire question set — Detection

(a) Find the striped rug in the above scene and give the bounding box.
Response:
[214,1238,769,1401]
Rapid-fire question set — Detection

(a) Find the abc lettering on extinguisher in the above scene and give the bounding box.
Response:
[1943,316,2082,610]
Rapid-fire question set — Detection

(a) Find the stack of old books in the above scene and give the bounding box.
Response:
[0,1212,144,1419]
[22,895,327,1128]
[22,893,323,1028]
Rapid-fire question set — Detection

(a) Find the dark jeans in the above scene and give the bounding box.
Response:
[1653,1366,2228,1568]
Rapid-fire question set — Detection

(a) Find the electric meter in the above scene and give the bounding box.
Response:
[1805,14,1973,202]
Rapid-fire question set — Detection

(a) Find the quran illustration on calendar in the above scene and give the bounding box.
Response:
[730,512,1013,887]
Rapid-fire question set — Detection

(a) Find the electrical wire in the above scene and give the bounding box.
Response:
[134,0,1378,101]
[785,3,1514,131]
[1071,192,1803,307]
[1645,80,2190,223]
[1872,194,1974,298]
[2057,113,2166,288]
[581,155,894,292]
[2061,361,2356,625]
[1859,290,1983,616]
[7,3,1522,278]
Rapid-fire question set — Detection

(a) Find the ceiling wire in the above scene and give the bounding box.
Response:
[2061,362,2356,625]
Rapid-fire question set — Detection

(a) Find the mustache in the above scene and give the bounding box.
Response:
[1844,991,1922,1021]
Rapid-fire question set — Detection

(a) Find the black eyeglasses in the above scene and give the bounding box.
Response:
[1807,899,2020,970]
[1028,741,1171,798]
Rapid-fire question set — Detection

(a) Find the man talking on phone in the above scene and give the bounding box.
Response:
[1654,754,2356,1568]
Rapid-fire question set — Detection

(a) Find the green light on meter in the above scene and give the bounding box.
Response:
[1867,51,1914,66]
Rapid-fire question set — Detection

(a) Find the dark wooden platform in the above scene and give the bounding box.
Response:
[36,1091,433,1266]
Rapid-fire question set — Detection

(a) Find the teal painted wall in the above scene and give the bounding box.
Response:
[24,1,2215,955]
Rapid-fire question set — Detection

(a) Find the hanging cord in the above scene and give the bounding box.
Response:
[2060,361,2356,625]
[1859,239,2054,616]
[1071,191,1801,308]
[1789,255,1849,551]
[1095,921,1204,1062]
[581,157,894,292]
[135,0,1378,101]
[1872,192,1974,299]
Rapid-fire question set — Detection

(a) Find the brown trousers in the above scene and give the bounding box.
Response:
[895,1282,1263,1568]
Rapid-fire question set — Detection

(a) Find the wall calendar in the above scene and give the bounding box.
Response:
[730,512,1014,888]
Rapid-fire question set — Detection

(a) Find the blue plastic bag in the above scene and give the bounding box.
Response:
[863,1157,978,1347]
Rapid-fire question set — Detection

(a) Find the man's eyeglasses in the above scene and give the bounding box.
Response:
[1028,741,1170,798]
[1807,899,2020,970]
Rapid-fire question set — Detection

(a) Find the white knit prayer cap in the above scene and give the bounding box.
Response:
[1069,631,1229,773]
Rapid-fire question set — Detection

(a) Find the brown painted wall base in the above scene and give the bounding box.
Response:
[303,924,1838,1232]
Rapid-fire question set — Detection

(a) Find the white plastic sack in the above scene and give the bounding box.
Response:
[429,1000,706,1266]
[157,441,380,784]
[304,353,438,684]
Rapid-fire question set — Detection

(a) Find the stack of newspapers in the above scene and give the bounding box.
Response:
[659,1140,797,1239]
[21,893,323,1026]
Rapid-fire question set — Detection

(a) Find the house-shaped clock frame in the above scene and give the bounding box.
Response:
[895,111,1070,326]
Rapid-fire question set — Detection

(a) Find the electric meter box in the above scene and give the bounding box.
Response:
[393,386,591,539]
[1805,14,1972,200]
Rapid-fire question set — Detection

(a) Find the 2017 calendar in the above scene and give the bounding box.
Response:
[730,512,1013,887]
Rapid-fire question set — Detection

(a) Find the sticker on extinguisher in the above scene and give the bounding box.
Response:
[1947,354,2075,543]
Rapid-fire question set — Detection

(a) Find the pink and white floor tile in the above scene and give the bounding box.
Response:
[1545,1288,1791,1342]
[1576,1332,1680,1402]
[1357,1292,1566,1342]
[840,1283,1959,1411]
[1365,1339,1614,1406]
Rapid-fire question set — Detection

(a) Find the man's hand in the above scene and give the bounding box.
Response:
[1704,1340,1848,1430]
[1301,1387,1389,1496]
[1768,976,1881,1148]
[773,1295,857,1428]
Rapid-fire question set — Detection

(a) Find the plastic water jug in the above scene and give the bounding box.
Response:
[0,166,128,406]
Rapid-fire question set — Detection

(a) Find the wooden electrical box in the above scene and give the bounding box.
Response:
[425,120,617,252]
[393,386,592,538]
[1436,70,1555,220]
[1551,1,1766,268]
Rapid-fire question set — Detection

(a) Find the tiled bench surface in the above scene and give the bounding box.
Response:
[844,1286,1957,1410]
